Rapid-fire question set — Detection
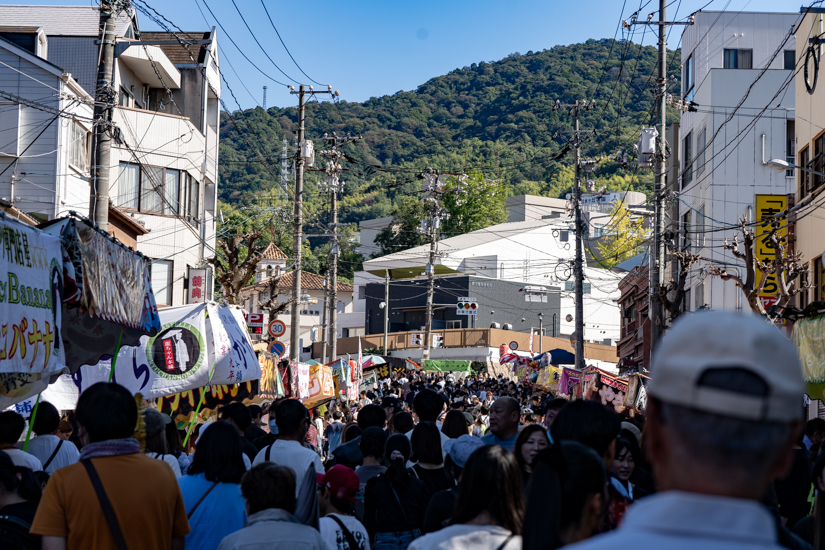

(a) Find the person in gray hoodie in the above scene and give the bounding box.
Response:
[218,463,326,550]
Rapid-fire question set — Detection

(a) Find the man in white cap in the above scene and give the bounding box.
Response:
[569,311,804,550]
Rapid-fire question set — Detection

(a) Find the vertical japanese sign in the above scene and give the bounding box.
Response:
[188,268,207,304]
[754,195,788,311]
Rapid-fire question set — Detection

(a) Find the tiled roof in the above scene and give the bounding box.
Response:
[241,270,353,293]
[140,31,210,65]
[0,5,133,37]
[260,242,287,261]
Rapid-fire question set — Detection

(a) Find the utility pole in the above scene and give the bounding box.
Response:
[89,0,118,229]
[317,132,359,363]
[626,4,692,347]
[538,313,544,354]
[419,169,467,362]
[320,275,328,364]
[553,99,595,371]
[383,270,390,355]
[289,85,337,361]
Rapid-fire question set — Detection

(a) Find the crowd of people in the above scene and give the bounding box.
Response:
[0,310,816,550]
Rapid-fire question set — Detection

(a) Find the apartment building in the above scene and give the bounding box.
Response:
[0,5,220,307]
[678,10,798,312]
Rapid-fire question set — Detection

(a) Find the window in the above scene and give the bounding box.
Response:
[799,269,810,309]
[682,132,693,188]
[800,146,811,198]
[118,87,132,108]
[118,162,196,218]
[70,122,89,172]
[784,50,796,71]
[697,127,706,175]
[559,230,569,242]
[446,320,461,329]
[694,281,705,310]
[185,174,200,223]
[814,134,825,192]
[684,54,694,101]
[786,121,795,178]
[724,49,753,69]
[151,260,173,306]
[681,211,691,251]
[698,205,706,248]
[816,257,825,302]
[358,286,366,300]
[583,283,591,295]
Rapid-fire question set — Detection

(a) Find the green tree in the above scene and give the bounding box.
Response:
[591,202,648,269]
[442,173,507,236]
[373,195,429,256]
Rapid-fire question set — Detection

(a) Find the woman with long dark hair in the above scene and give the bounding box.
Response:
[411,422,453,498]
[409,445,523,550]
[364,434,429,550]
[178,422,247,550]
[514,424,550,486]
[165,421,190,476]
[521,441,608,550]
[441,410,469,439]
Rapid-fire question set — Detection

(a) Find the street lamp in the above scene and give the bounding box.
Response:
[765,158,825,178]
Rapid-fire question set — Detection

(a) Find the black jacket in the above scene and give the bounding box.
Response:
[364,473,429,539]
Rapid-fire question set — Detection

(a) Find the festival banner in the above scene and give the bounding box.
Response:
[558,368,582,398]
[297,362,310,399]
[158,380,259,418]
[358,370,378,394]
[0,217,66,375]
[535,366,561,392]
[302,363,335,409]
[258,351,286,400]
[206,304,260,385]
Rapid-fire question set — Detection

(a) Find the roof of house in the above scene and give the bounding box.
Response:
[241,270,353,294]
[140,31,211,65]
[260,242,287,261]
[0,5,135,37]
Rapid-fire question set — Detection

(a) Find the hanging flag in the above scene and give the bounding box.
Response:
[205,304,259,385]
[357,338,363,380]
[529,332,534,355]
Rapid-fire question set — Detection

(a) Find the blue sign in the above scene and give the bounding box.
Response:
[269,341,286,356]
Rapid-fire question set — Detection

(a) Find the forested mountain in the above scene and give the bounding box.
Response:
[216,38,680,273]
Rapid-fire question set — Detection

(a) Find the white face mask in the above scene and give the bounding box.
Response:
[268,420,279,435]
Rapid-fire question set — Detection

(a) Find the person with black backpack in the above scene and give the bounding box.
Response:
[0,450,41,550]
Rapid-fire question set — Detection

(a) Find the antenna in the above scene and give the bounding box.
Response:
[263,86,267,110]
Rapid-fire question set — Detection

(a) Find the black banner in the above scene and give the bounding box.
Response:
[158,380,259,417]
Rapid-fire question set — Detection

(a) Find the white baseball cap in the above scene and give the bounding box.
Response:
[648,311,803,423]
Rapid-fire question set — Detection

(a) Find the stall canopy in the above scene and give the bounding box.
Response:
[423,360,472,372]
[792,316,825,399]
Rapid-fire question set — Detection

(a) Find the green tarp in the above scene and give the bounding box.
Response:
[423,360,472,372]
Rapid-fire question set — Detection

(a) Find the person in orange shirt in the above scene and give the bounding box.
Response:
[31,382,190,550]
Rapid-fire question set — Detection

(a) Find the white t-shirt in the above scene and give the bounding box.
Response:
[408,524,520,550]
[319,514,369,550]
[252,439,324,496]
[3,448,42,471]
[146,452,183,477]
[26,435,79,474]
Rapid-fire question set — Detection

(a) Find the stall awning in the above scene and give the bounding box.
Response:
[423,360,472,372]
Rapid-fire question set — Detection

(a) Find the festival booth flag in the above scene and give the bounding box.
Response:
[302,363,335,409]
[205,304,260,385]
[581,366,631,413]
[0,216,67,408]
[558,368,583,399]
[158,380,259,420]
[258,351,286,400]
[535,366,562,392]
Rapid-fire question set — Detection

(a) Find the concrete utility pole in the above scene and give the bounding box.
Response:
[626,3,693,348]
[289,85,336,361]
[420,169,467,362]
[89,0,118,229]
[538,313,544,354]
[383,270,390,355]
[317,132,359,362]
[554,99,595,371]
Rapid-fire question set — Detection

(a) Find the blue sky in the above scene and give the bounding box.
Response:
[10,0,796,108]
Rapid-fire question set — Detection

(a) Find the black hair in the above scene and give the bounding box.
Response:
[248,404,263,419]
[522,441,608,550]
[551,400,620,459]
[359,426,387,460]
[274,399,308,437]
[807,418,825,436]
[392,412,414,434]
[332,410,343,420]
[344,424,362,442]
[453,445,524,534]
[0,450,41,504]
[413,389,445,423]
[441,410,469,439]
[165,421,184,458]
[615,435,640,470]
[76,383,137,443]
[144,430,169,455]
[32,401,61,435]
[220,402,253,431]
[242,463,296,514]
[0,410,25,445]
[188,422,247,483]
[357,404,387,430]
[385,434,412,487]
[515,424,551,473]
[411,421,443,465]
[544,399,567,412]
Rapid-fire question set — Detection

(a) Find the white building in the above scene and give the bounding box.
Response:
[361,217,623,345]
[0,5,221,307]
[678,10,797,312]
